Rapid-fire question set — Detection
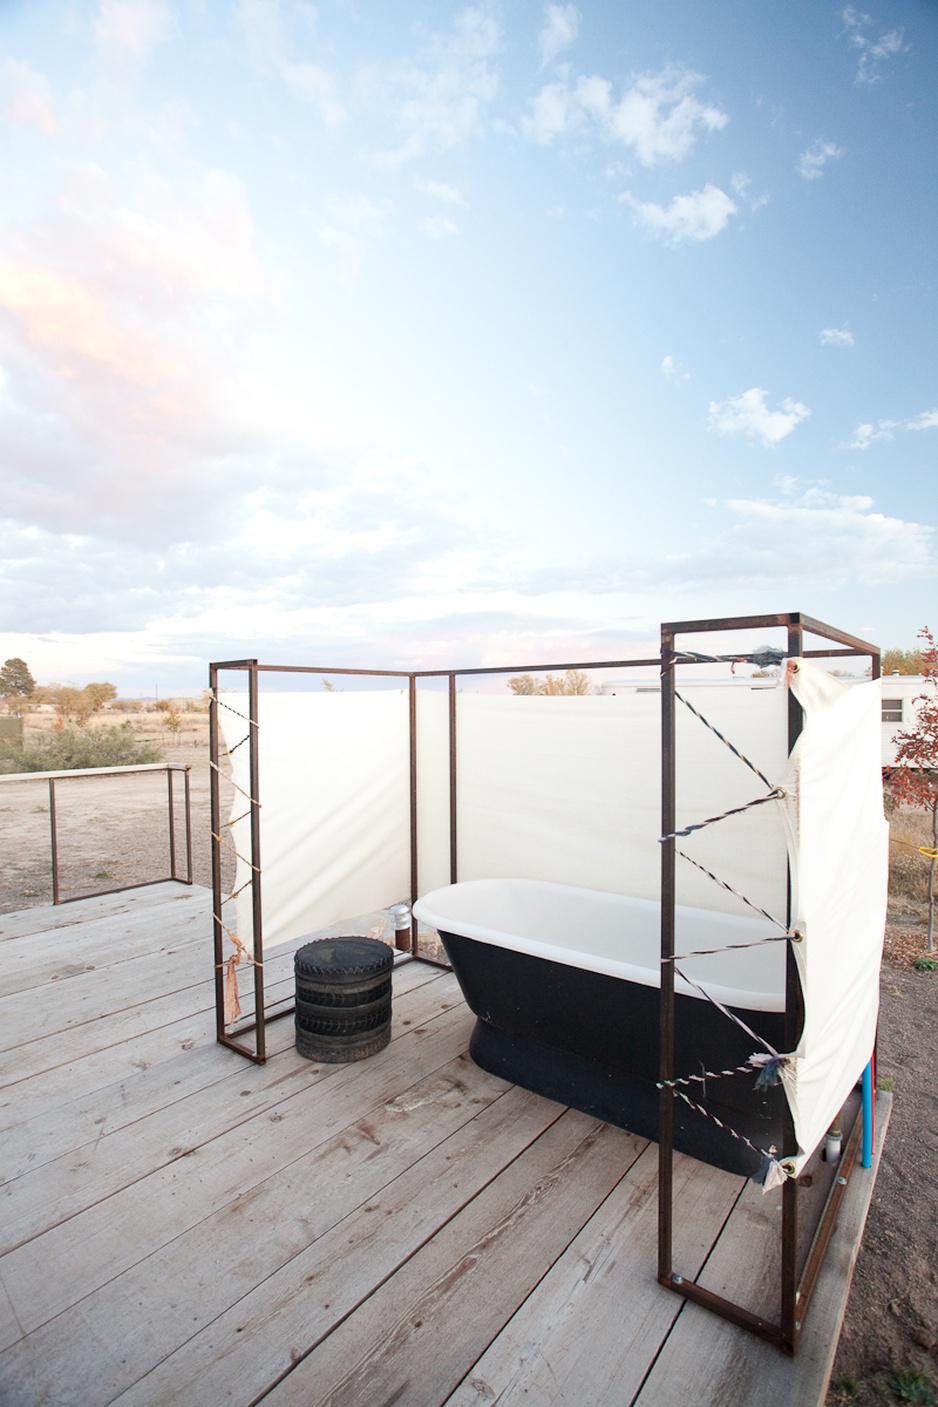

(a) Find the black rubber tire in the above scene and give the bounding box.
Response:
[296,1024,391,1063]
[295,1003,391,1037]
[294,937,393,984]
[295,975,392,1009]
[296,990,390,1024]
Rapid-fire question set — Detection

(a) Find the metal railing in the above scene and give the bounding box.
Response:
[0,762,193,904]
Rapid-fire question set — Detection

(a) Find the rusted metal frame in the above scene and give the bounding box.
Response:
[210,660,268,1064]
[664,1276,790,1352]
[209,662,227,1048]
[780,617,806,1350]
[658,626,677,1285]
[449,674,458,885]
[49,777,60,904]
[413,657,661,679]
[168,767,177,881]
[793,1097,864,1345]
[407,675,418,954]
[661,612,874,658]
[46,763,192,906]
[183,765,193,883]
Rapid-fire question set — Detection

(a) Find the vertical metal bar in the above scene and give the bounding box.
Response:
[248,662,265,1063]
[209,667,227,1046]
[658,626,677,1284]
[781,615,805,1348]
[408,674,418,954]
[49,777,60,905]
[449,674,458,884]
[183,766,193,884]
[167,766,177,881]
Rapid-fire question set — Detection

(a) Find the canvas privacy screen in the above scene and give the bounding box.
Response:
[219,662,887,1168]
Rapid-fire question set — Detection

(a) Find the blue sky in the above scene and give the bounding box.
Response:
[0,0,935,692]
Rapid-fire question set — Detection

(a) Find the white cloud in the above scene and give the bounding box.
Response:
[312,194,391,277]
[841,8,905,84]
[416,179,468,206]
[538,4,580,69]
[0,58,57,135]
[660,355,689,383]
[798,139,844,180]
[842,420,898,450]
[730,171,769,212]
[625,185,736,246]
[708,388,810,447]
[419,216,459,238]
[821,327,855,347]
[93,0,173,64]
[909,409,938,430]
[525,66,728,166]
[368,4,502,164]
[239,0,345,126]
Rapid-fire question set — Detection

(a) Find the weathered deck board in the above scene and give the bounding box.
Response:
[0,887,888,1407]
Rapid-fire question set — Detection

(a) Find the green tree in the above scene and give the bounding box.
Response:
[885,628,938,951]
[44,682,118,724]
[0,658,35,699]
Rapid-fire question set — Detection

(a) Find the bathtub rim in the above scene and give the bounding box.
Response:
[413,877,786,1013]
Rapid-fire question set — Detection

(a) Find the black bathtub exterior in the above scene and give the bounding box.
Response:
[440,929,791,1178]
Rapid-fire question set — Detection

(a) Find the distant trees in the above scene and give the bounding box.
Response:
[882,647,928,675]
[37,682,118,724]
[0,658,35,700]
[508,669,597,696]
[885,628,938,952]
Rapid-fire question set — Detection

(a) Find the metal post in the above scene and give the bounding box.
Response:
[167,766,177,881]
[781,615,805,1349]
[183,766,193,884]
[248,662,265,1062]
[49,776,60,905]
[449,674,458,884]
[658,626,677,1284]
[209,666,227,1046]
[408,674,418,954]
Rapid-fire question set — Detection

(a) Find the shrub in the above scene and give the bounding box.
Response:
[0,723,164,774]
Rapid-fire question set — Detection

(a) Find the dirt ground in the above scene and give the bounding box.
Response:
[1,709,935,1402]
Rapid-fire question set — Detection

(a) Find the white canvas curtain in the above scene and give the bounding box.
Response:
[777,661,888,1171]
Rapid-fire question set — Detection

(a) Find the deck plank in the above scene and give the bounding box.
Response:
[112,1084,568,1407]
[261,1113,647,1407]
[443,1146,744,1407]
[0,967,459,1253]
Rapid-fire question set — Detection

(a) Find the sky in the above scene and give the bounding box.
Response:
[0,0,936,694]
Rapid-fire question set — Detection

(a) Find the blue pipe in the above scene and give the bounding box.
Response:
[861,1060,873,1168]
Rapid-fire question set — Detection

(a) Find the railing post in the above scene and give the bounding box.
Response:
[49,776,60,905]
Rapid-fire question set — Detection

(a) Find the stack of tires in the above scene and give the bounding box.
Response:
[294,936,393,1063]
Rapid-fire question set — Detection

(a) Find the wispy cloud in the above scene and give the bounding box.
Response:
[0,58,57,135]
[842,419,898,449]
[538,4,580,69]
[238,0,345,126]
[821,327,855,347]
[419,215,459,238]
[625,185,736,246]
[524,66,728,166]
[798,139,844,180]
[840,7,905,84]
[93,0,174,65]
[416,178,468,206]
[660,355,689,383]
[312,194,391,278]
[708,388,810,447]
[909,409,938,431]
[366,4,502,164]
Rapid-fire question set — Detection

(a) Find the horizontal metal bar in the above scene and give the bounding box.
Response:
[660,1272,790,1352]
[55,875,193,905]
[664,612,878,659]
[212,659,662,682]
[0,762,189,785]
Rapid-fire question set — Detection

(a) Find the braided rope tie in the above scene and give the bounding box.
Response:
[673,962,779,1057]
[668,1088,789,1187]
[210,828,261,873]
[209,758,260,807]
[671,846,789,932]
[211,692,259,727]
[676,691,775,789]
[658,1052,790,1091]
[659,787,784,843]
[212,919,263,1025]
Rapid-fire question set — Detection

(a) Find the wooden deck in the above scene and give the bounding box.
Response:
[0,883,889,1407]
